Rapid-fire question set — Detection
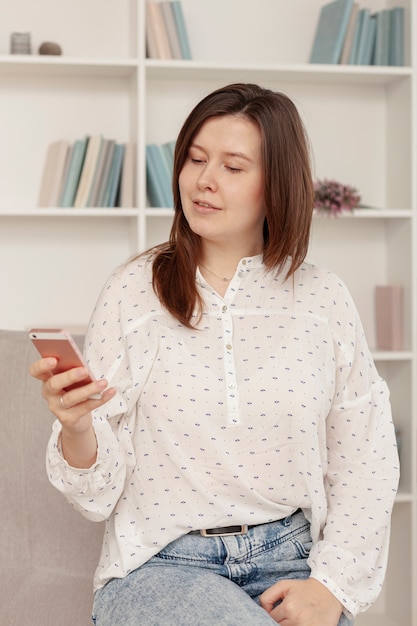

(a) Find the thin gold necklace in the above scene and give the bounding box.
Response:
[200,264,232,283]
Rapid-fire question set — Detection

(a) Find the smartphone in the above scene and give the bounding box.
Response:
[29,328,101,396]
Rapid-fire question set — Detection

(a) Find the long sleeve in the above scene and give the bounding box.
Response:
[307,281,400,617]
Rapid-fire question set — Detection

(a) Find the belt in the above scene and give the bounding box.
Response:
[189,524,253,537]
[189,509,301,537]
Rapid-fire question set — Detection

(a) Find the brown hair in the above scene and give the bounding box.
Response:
[150,83,314,327]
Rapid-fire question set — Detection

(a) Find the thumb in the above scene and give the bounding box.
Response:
[259,580,288,612]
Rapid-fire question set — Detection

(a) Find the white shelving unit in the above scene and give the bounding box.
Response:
[1,1,415,623]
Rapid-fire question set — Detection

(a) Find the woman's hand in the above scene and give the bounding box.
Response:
[29,357,116,467]
[259,578,343,626]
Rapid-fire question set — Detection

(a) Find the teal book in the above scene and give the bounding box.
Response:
[87,138,111,207]
[356,10,376,65]
[96,140,116,207]
[60,137,88,207]
[348,8,365,63]
[103,143,125,208]
[171,1,192,60]
[374,10,391,66]
[156,143,174,207]
[146,144,167,208]
[390,7,404,66]
[309,0,354,64]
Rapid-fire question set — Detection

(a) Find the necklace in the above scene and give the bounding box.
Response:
[200,264,233,283]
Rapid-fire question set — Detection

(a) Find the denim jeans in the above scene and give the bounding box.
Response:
[92,509,353,625]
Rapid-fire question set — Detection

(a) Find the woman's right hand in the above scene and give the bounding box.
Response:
[29,357,116,467]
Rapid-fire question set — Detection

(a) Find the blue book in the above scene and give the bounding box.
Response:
[60,137,88,207]
[171,1,192,60]
[310,0,354,64]
[356,10,376,65]
[146,144,167,208]
[374,10,391,66]
[390,7,404,66]
[103,143,125,207]
[348,8,365,64]
[96,141,115,207]
[156,144,174,207]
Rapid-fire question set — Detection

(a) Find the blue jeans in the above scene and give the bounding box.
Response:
[92,510,353,625]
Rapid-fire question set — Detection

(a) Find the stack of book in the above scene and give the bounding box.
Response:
[146,140,175,208]
[37,136,136,209]
[146,0,191,59]
[310,0,404,66]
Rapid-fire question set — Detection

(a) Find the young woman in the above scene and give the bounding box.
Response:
[30,83,399,626]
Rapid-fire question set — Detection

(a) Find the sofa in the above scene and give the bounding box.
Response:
[1,329,103,626]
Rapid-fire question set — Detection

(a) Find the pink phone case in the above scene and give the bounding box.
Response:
[29,328,97,393]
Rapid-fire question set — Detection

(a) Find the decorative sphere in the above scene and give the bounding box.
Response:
[38,42,62,55]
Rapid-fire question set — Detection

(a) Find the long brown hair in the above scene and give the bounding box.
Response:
[150,83,314,327]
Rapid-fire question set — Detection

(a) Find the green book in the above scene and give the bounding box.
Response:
[60,137,88,207]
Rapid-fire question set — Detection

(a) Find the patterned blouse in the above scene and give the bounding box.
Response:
[46,253,399,618]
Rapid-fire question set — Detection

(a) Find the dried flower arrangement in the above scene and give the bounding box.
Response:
[314,179,361,216]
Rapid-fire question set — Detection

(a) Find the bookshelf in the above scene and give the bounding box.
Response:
[1,0,415,623]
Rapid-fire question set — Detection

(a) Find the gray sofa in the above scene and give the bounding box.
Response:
[1,330,103,626]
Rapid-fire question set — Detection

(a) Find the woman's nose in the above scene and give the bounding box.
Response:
[197,164,217,191]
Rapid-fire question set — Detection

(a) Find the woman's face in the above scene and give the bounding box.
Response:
[179,115,266,254]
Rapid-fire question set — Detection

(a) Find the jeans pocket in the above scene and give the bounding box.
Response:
[292,537,313,559]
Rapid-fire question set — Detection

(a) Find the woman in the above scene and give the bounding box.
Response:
[30,83,399,625]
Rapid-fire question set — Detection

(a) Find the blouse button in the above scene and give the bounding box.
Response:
[226,343,232,351]
[228,382,236,389]
[242,259,247,265]
[222,305,228,313]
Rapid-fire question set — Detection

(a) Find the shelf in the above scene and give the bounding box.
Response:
[0,55,137,78]
[146,60,412,85]
[314,208,414,219]
[0,208,141,217]
[1,207,411,220]
[395,492,414,504]
[356,615,397,626]
[372,351,414,362]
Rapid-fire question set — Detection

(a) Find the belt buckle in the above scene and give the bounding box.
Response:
[200,524,248,537]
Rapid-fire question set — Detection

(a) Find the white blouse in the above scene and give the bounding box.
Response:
[46,253,399,618]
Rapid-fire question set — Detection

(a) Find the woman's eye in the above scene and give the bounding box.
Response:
[191,158,204,164]
[226,166,241,173]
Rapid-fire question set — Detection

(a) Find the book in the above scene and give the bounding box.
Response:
[340,2,359,64]
[120,142,136,208]
[96,140,116,207]
[102,143,125,207]
[87,138,111,207]
[375,285,403,350]
[156,143,174,207]
[60,137,88,207]
[309,0,354,64]
[348,7,365,64]
[146,1,172,59]
[390,6,404,66]
[37,139,70,207]
[171,1,192,60]
[356,9,376,65]
[73,135,103,208]
[374,9,391,66]
[146,144,167,207]
[161,1,182,59]
[161,139,175,175]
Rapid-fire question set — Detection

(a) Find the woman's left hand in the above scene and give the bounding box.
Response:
[259,577,343,625]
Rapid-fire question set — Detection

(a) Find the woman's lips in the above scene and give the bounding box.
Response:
[192,199,220,213]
